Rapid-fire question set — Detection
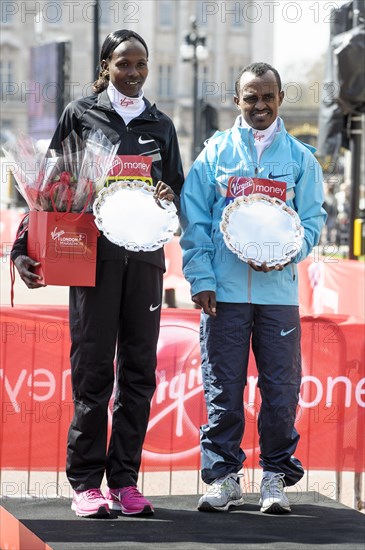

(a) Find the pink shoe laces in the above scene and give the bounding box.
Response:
[79,488,104,501]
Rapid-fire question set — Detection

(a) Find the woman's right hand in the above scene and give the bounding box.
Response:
[14,255,45,288]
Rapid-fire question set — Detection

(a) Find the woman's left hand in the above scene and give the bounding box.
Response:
[154,180,175,203]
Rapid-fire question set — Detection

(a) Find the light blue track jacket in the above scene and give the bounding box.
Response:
[180,118,327,305]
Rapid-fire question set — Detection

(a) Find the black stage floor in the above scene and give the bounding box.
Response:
[2,492,364,550]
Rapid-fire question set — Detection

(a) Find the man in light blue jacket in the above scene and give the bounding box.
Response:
[180,62,326,514]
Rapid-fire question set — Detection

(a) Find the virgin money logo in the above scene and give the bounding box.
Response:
[108,155,152,178]
[51,228,87,252]
[51,227,65,241]
[227,177,287,201]
[120,97,134,107]
[228,176,253,198]
[145,323,204,465]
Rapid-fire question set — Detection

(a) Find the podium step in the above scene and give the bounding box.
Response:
[1,492,364,550]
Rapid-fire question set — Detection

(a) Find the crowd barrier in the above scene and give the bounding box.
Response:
[0,306,363,475]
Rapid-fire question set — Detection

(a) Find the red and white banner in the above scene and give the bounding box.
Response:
[299,256,365,320]
[0,306,363,473]
[0,209,25,257]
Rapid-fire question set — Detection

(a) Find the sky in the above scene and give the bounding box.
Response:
[273,0,349,79]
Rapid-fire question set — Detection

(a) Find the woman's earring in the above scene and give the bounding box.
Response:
[101,69,109,79]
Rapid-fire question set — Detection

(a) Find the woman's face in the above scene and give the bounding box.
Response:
[102,38,148,97]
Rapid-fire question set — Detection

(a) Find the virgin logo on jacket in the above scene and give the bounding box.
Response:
[109,155,153,178]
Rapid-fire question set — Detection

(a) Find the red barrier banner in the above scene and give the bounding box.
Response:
[298,256,365,320]
[0,210,25,257]
[0,307,364,473]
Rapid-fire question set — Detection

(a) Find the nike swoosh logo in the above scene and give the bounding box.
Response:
[280,327,297,337]
[138,136,155,145]
[268,172,291,179]
[149,304,161,312]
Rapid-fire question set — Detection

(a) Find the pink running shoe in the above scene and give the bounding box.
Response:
[71,488,110,518]
[105,486,154,516]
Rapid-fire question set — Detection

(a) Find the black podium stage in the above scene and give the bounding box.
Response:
[2,492,364,550]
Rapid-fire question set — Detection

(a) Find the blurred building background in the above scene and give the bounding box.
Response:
[1,0,312,169]
[1,0,364,257]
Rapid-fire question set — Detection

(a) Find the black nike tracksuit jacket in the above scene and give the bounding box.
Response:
[11,90,185,491]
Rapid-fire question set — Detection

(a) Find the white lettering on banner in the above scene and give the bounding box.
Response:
[355,379,365,405]
[109,156,152,178]
[0,369,27,413]
[230,178,252,196]
[51,228,85,247]
[27,369,56,401]
[255,184,286,197]
[1,369,364,417]
[51,228,65,241]
[122,161,150,172]
[62,369,71,401]
[299,376,365,408]
[155,367,202,404]
[149,368,203,437]
[60,237,82,243]
[0,368,70,412]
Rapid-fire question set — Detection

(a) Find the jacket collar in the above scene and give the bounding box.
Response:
[95,89,160,120]
[232,116,286,142]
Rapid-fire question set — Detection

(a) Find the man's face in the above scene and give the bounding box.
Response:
[234,70,284,130]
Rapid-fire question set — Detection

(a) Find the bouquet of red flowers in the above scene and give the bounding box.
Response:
[2,129,120,212]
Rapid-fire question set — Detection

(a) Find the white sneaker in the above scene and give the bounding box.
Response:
[198,473,244,512]
[259,472,291,514]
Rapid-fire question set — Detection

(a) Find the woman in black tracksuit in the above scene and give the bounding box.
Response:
[12,30,184,518]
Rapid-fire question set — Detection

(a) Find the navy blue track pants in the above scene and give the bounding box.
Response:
[200,302,304,486]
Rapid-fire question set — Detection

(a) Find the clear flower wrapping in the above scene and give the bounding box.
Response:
[2,129,120,213]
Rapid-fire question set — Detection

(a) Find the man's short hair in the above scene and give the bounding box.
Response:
[235,63,282,96]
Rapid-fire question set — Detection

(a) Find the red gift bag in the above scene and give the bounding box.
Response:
[27,211,98,286]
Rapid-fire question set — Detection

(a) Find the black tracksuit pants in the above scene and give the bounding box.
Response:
[67,257,163,491]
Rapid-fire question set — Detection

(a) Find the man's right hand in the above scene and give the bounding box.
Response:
[192,290,217,317]
[13,255,45,288]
